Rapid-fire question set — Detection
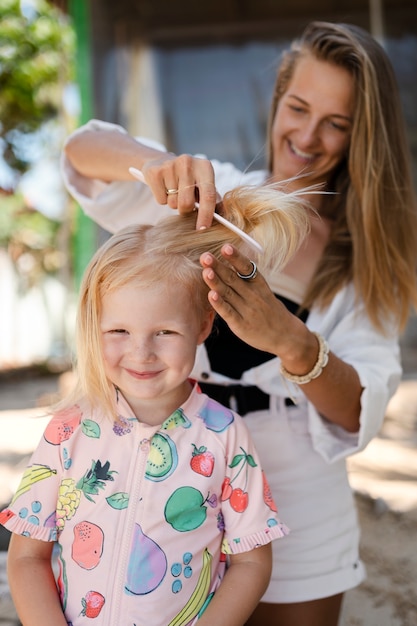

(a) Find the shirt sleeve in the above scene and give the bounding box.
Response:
[305,291,401,462]
[0,416,66,542]
[61,120,267,234]
[0,411,79,541]
[61,119,174,233]
[220,414,289,555]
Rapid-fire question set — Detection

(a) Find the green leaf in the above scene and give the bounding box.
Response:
[81,419,101,439]
[106,492,129,510]
[228,454,245,468]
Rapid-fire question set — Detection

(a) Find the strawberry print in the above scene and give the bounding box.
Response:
[80,590,105,618]
[190,444,214,477]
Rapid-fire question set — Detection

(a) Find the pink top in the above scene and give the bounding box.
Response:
[1,384,288,625]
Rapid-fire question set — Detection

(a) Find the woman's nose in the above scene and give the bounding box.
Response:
[298,119,320,148]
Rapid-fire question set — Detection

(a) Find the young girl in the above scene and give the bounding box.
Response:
[1,185,309,626]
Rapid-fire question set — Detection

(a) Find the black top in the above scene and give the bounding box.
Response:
[204,294,308,379]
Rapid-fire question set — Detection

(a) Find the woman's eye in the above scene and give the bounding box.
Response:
[289,104,305,114]
[326,119,351,133]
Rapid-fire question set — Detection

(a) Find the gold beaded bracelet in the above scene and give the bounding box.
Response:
[280,331,330,385]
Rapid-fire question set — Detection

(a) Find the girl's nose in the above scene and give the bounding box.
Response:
[133,338,156,360]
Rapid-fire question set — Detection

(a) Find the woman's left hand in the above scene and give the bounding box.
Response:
[200,245,302,356]
[201,244,363,432]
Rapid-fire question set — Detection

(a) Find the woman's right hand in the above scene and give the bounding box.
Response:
[64,126,220,230]
[141,153,220,230]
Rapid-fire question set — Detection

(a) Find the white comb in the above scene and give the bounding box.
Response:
[129,166,263,254]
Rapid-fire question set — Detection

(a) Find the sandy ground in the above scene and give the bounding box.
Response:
[1,371,417,625]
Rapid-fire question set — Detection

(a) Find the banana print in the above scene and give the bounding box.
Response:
[10,464,57,505]
[167,548,212,626]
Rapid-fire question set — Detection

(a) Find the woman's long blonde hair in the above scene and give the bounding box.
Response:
[65,184,309,417]
[268,21,417,332]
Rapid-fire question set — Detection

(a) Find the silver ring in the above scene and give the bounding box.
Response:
[166,188,179,195]
[237,261,257,280]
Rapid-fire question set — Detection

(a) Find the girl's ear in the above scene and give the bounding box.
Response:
[197,310,216,345]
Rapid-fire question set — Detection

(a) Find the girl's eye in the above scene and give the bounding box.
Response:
[156,329,175,336]
[109,328,127,334]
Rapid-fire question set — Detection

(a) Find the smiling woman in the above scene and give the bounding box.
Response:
[270,57,354,188]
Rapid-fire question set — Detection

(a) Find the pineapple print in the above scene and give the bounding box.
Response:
[57,460,116,530]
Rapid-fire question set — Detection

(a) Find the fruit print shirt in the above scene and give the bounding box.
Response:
[0,383,288,626]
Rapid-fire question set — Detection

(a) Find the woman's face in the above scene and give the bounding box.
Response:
[271,55,355,189]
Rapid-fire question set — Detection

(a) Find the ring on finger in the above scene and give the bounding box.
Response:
[166,188,179,195]
[237,260,257,281]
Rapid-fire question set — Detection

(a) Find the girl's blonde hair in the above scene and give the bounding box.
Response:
[64,183,309,418]
[267,21,417,331]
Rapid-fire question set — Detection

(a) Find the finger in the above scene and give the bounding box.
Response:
[194,182,218,230]
[200,251,241,295]
[219,244,257,278]
[192,160,218,229]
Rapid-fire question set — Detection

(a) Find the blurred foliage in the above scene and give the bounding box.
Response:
[0,0,75,175]
[0,191,65,288]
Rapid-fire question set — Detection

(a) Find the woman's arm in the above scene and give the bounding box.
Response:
[7,533,67,626]
[64,123,217,228]
[201,245,362,433]
[197,544,272,626]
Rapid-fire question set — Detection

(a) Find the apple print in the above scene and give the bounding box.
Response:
[165,486,207,531]
[190,444,214,477]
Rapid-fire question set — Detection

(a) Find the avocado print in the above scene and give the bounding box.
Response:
[145,432,178,482]
[125,523,167,595]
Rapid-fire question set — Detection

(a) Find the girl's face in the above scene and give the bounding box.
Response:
[100,280,213,424]
[271,55,354,190]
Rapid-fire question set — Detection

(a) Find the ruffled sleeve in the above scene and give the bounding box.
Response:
[0,415,68,542]
[219,410,289,555]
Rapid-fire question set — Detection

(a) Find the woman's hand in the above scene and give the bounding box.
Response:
[141,153,220,230]
[200,244,301,356]
[201,244,362,432]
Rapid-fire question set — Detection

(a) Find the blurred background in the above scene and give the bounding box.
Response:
[1,0,417,375]
[1,2,417,623]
